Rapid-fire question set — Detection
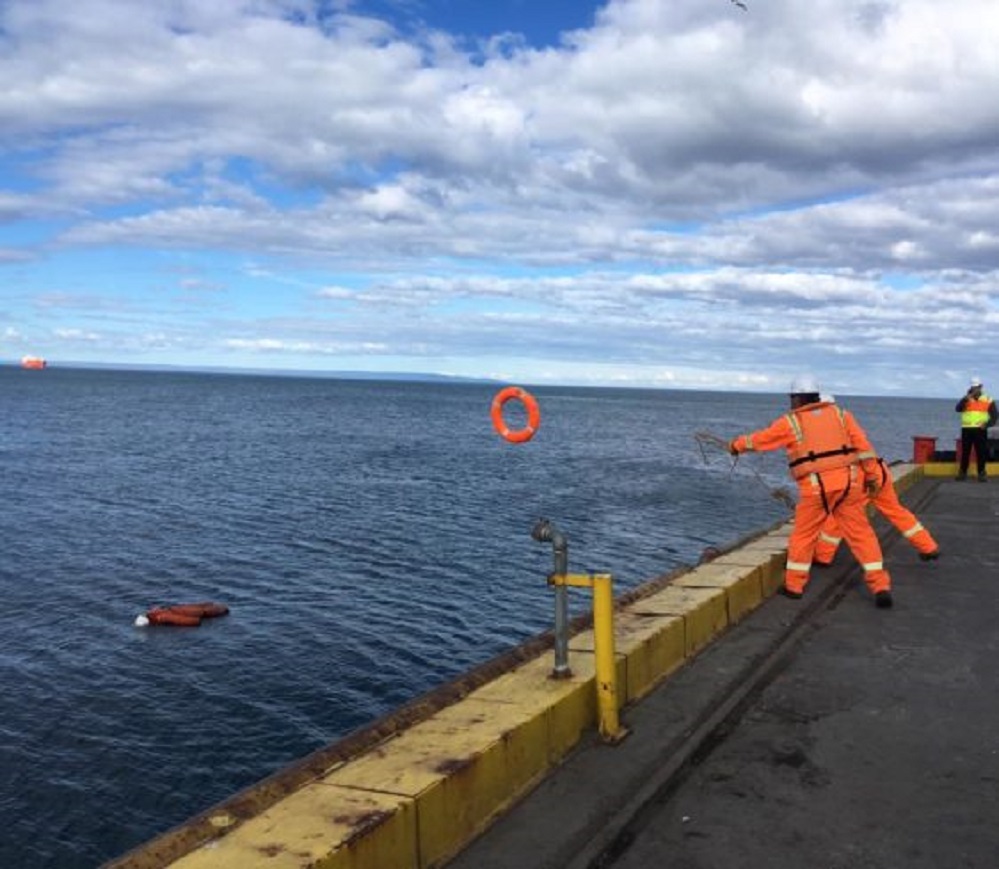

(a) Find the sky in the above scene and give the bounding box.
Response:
[2,0,999,397]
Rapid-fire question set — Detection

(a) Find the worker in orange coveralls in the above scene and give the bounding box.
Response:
[813,395,940,567]
[729,374,894,608]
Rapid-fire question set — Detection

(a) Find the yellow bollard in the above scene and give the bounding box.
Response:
[552,572,629,744]
[591,573,626,743]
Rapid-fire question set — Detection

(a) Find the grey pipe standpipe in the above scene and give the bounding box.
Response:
[531,518,571,678]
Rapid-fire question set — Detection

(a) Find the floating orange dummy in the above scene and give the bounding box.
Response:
[134,602,230,627]
[491,386,540,443]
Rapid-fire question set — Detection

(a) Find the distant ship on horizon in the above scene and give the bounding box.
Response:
[20,355,47,370]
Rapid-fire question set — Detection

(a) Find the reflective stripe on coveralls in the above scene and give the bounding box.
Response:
[814,530,843,564]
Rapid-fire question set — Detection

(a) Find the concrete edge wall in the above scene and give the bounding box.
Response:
[113,465,923,869]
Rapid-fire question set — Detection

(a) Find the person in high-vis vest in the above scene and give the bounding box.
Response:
[729,374,894,608]
[813,395,939,566]
[955,376,997,482]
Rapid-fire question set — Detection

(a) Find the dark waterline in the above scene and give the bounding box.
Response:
[0,367,955,867]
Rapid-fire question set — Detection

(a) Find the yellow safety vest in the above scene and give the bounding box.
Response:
[961,394,993,428]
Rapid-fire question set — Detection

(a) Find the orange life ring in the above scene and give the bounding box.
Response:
[491,386,540,444]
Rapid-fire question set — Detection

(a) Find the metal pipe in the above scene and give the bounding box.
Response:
[531,518,572,678]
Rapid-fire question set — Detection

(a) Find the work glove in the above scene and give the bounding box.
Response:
[728,439,740,456]
[865,476,880,497]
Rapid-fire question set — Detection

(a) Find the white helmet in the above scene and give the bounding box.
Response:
[970,376,983,388]
[820,393,835,404]
[790,373,820,395]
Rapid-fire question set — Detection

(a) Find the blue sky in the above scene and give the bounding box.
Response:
[2,0,999,397]
[356,0,600,47]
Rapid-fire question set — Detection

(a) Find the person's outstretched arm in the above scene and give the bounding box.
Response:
[729,415,794,455]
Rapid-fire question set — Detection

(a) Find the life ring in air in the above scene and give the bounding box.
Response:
[135,601,230,627]
[491,386,541,444]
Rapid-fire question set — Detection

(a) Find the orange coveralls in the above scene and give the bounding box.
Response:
[815,457,938,564]
[731,401,891,596]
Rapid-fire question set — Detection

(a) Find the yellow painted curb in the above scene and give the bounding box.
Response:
[920,460,999,478]
[569,610,685,703]
[675,560,764,625]
[170,786,415,869]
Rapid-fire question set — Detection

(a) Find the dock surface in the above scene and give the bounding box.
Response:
[446,476,999,869]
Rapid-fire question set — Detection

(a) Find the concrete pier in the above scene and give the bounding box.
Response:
[446,473,999,869]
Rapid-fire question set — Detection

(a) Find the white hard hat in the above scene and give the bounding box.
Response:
[790,373,820,395]
[820,393,835,404]
[970,376,983,388]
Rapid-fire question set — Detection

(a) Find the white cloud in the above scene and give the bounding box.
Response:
[1,0,998,393]
[315,285,355,299]
[53,327,102,341]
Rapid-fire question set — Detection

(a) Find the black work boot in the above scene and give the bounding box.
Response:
[778,586,803,600]
[875,591,893,609]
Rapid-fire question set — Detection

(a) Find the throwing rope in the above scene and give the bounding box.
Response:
[693,430,796,510]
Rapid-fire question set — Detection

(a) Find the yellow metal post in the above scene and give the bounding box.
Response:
[591,573,626,743]
[551,572,629,745]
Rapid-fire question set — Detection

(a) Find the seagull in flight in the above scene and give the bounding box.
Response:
[731,0,748,9]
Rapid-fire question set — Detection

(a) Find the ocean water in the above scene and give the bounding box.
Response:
[0,367,955,867]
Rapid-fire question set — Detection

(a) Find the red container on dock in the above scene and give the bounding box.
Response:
[911,436,937,464]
